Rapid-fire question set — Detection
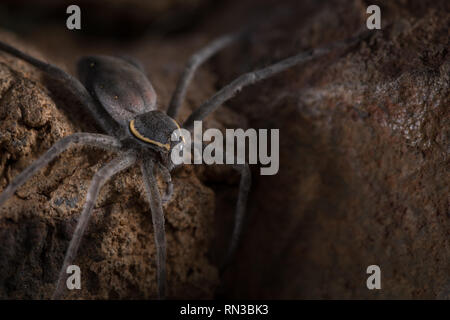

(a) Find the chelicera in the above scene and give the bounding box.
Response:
[0,30,368,299]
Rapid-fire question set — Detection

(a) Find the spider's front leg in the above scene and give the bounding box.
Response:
[141,159,167,299]
[189,142,251,272]
[0,40,122,136]
[182,29,372,130]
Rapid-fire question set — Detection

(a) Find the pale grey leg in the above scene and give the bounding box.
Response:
[167,32,243,119]
[141,159,167,299]
[0,133,121,208]
[0,40,121,136]
[170,141,252,272]
[52,153,136,299]
[182,29,371,130]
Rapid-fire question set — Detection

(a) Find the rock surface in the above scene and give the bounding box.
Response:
[209,0,449,299]
[0,0,448,299]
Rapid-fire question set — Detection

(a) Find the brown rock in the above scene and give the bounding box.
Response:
[0,0,448,300]
[210,0,449,299]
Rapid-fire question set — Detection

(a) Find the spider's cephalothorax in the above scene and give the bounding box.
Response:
[129,110,184,153]
[0,29,368,299]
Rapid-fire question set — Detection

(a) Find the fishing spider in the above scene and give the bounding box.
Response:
[0,29,368,299]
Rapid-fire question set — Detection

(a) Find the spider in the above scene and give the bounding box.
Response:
[0,29,369,299]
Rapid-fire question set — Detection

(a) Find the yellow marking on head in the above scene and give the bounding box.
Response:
[129,120,171,151]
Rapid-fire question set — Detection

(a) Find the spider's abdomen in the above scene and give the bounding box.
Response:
[129,111,182,151]
[77,55,157,127]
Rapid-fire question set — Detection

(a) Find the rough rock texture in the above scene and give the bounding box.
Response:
[0,0,448,299]
[209,0,449,299]
[0,32,224,299]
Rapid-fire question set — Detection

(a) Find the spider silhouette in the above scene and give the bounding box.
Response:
[0,29,369,299]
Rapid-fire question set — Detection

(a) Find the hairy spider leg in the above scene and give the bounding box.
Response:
[0,133,121,208]
[157,162,173,203]
[182,29,372,130]
[52,153,136,299]
[141,160,167,299]
[175,29,372,273]
[167,32,244,119]
[221,163,251,272]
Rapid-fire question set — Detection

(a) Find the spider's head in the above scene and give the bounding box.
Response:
[129,110,185,156]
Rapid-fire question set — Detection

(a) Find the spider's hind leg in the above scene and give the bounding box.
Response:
[0,40,121,136]
[182,29,372,130]
[167,32,244,119]
[221,163,251,273]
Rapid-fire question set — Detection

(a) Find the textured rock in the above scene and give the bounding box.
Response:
[209,0,449,299]
[0,32,221,299]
